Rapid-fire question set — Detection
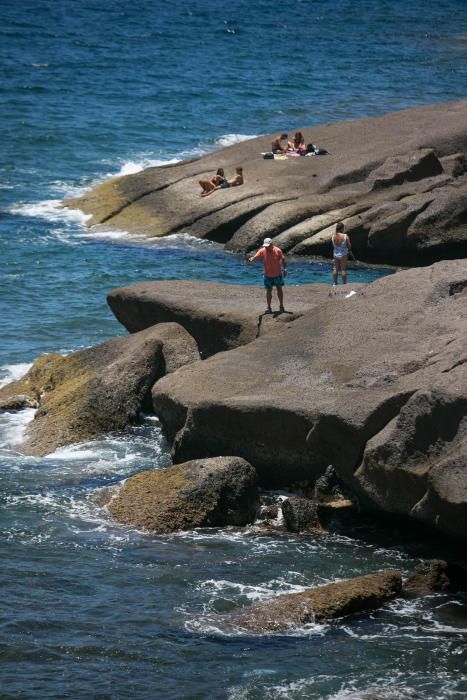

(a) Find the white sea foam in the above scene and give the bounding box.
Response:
[0,362,32,388]
[0,408,35,449]
[113,156,181,176]
[8,198,91,226]
[214,133,256,147]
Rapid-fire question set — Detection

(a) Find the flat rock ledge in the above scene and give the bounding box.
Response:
[106,456,258,533]
[0,323,199,456]
[66,100,467,265]
[107,281,338,357]
[213,570,402,634]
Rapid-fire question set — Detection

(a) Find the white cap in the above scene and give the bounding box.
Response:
[263,237,272,247]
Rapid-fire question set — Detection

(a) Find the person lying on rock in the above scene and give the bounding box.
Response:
[271,133,289,154]
[332,222,351,285]
[199,167,244,197]
[199,168,227,196]
[248,237,287,313]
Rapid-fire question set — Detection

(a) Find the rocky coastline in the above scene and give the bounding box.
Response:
[65,100,467,266]
[2,101,466,633]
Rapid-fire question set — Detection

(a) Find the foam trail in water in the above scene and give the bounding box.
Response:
[0,362,32,388]
[0,408,35,448]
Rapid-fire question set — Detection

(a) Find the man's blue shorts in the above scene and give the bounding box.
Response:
[264,275,284,289]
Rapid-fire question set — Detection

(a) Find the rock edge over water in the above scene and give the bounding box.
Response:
[67,101,467,265]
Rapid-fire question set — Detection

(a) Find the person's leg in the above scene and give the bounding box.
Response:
[266,288,272,312]
[276,284,284,311]
[333,258,339,285]
[341,256,348,284]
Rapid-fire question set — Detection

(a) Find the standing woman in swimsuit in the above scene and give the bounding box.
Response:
[332,222,351,285]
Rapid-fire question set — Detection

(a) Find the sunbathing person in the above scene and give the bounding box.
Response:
[201,167,243,197]
[289,131,307,155]
[199,168,227,196]
[271,133,289,153]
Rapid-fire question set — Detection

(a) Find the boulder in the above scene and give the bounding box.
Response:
[0,323,201,457]
[282,497,324,533]
[150,259,467,541]
[66,100,467,265]
[214,570,402,633]
[404,559,467,596]
[107,456,258,533]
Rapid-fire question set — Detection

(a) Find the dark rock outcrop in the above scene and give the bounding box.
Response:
[214,570,402,633]
[282,497,324,533]
[66,101,467,265]
[147,259,466,541]
[404,559,467,596]
[107,456,258,533]
[0,323,199,457]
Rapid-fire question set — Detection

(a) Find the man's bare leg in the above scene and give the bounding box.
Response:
[266,288,272,312]
[277,286,284,311]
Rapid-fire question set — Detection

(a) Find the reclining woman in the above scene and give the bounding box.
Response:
[199,168,227,196]
[200,167,244,197]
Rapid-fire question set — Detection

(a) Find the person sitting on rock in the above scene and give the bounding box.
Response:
[332,222,351,285]
[199,168,227,196]
[271,133,289,154]
[289,131,307,155]
[200,167,244,197]
[248,237,287,313]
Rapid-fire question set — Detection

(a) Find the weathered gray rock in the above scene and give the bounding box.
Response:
[107,280,336,358]
[214,570,402,633]
[0,323,200,457]
[149,260,467,541]
[66,101,467,265]
[404,559,467,596]
[107,456,258,533]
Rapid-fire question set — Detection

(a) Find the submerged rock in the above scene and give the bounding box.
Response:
[214,570,402,633]
[107,456,258,533]
[67,100,467,265]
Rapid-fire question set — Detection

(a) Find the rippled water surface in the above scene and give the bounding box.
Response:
[1,0,467,697]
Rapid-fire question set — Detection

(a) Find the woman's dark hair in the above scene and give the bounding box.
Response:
[336,222,345,232]
[216,168,224,176]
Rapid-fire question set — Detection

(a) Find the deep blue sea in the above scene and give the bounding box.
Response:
[1,1,467,698]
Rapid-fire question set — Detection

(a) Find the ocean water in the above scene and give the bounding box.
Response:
[1,1,467,698]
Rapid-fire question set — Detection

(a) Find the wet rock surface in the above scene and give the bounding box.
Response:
[404,559,467,596]
[214,570,402,633]
[67,101,467,265]
[107,456,258,533]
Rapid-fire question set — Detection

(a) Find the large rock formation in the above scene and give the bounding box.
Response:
[213,570,402,633]
[0,323,199,456]
[143,259,466,541]
[66,101,467,265]
[107,456,258,533]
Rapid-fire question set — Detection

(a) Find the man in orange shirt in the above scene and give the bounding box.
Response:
[248,237,287,313]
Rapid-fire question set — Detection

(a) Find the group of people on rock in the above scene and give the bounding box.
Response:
[271,131,308,155]
[197,129,350,309]
[248,223,352,313]
[199,167,243,197]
